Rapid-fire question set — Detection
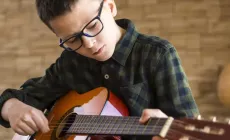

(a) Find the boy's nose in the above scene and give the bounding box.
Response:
[82,36,96,49]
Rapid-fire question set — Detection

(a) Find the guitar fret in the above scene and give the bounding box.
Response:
[86,116,94,134]
[103,115,111,134]
[89,116,97,134]
[71,115,81,133]
[81,115,90,133]
[129,117,139,135]
[110,116,118,134]
[143,117,152,134]
[77,115,85,134]
[68,115,167,136]
[151,118,160,134]
[80,115,86,133]
[96,115,104,133]
[134,120,146,135]
[85,115,93,134]
[114,116,122,135]
[143,118,163,135]
[106,116,114,134]
[100,116,107,133]
[131,118,142,135]
[121,117,134,135]
[72,115,78,134]
[71,115,77,133]
[119,117,128,134]
[113,117,138,135]
[121,117,129,134]
[118,117,128,134]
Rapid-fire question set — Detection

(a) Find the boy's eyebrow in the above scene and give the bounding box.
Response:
[61,2,102,41]
[63,31,81,41]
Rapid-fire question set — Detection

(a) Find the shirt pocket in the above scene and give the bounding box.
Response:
[119,82,148,116]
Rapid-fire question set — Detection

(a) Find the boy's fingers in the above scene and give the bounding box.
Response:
[139,109,168,124]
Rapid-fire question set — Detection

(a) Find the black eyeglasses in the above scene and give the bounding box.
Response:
[59,1,104,51]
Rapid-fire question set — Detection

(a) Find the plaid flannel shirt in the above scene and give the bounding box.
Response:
[0,19,199,132]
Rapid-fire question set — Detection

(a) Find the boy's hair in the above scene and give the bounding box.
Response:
[35,0,79,29]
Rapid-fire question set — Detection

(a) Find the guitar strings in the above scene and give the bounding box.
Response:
[47,118,185,129]
[47,120,166,130]
[46,119,187,134]
[47,115,168,126]
[39,126,201,140]
[29,114,203,140]
[39,119,201,140]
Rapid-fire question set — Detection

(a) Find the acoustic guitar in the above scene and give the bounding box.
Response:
[12,87,230,140]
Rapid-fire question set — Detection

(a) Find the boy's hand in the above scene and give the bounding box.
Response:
[2,98,50,135]
[139,109,168,140]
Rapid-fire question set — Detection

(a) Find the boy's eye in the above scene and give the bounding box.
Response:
[68,37,79,44]
[87,22,97,29]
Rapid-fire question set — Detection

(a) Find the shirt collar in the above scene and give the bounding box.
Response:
[88,19,139,67]
[112,19,139,66]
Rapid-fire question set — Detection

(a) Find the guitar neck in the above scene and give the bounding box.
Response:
[66,115,173,137]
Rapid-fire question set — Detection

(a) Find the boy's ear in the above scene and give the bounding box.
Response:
[104,0,117,17]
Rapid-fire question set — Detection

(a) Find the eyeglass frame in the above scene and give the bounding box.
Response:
[59,1,104,51]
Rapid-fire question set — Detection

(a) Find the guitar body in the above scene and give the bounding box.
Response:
[12,87,129,140]
[12,87,230,140]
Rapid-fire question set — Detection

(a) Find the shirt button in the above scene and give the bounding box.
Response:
[104,74,109,79]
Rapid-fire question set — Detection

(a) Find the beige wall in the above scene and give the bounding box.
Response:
[0,0,230,139]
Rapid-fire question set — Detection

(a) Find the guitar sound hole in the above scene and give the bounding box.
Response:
[56,113,77,138]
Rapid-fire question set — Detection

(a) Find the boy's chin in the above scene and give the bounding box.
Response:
[94,52,113,61]
[95,55,112,62]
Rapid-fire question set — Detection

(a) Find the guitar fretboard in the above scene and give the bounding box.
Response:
[66,115,169,136]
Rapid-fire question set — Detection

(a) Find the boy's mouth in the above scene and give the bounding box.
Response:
[93,45,105,55]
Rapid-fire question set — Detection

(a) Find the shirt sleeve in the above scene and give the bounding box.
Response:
[153,45,200,118]
[0,51,70,128]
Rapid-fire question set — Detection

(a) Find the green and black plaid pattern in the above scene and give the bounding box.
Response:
[0,19,199,129]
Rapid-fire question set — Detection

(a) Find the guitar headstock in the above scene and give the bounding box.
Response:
[166,115,230,140]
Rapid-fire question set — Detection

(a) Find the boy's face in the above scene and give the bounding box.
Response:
[49,0,123,61]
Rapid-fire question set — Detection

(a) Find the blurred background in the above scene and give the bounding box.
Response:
[1,0,230,139]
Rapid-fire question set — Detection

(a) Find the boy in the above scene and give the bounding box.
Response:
[0,0,199,139]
